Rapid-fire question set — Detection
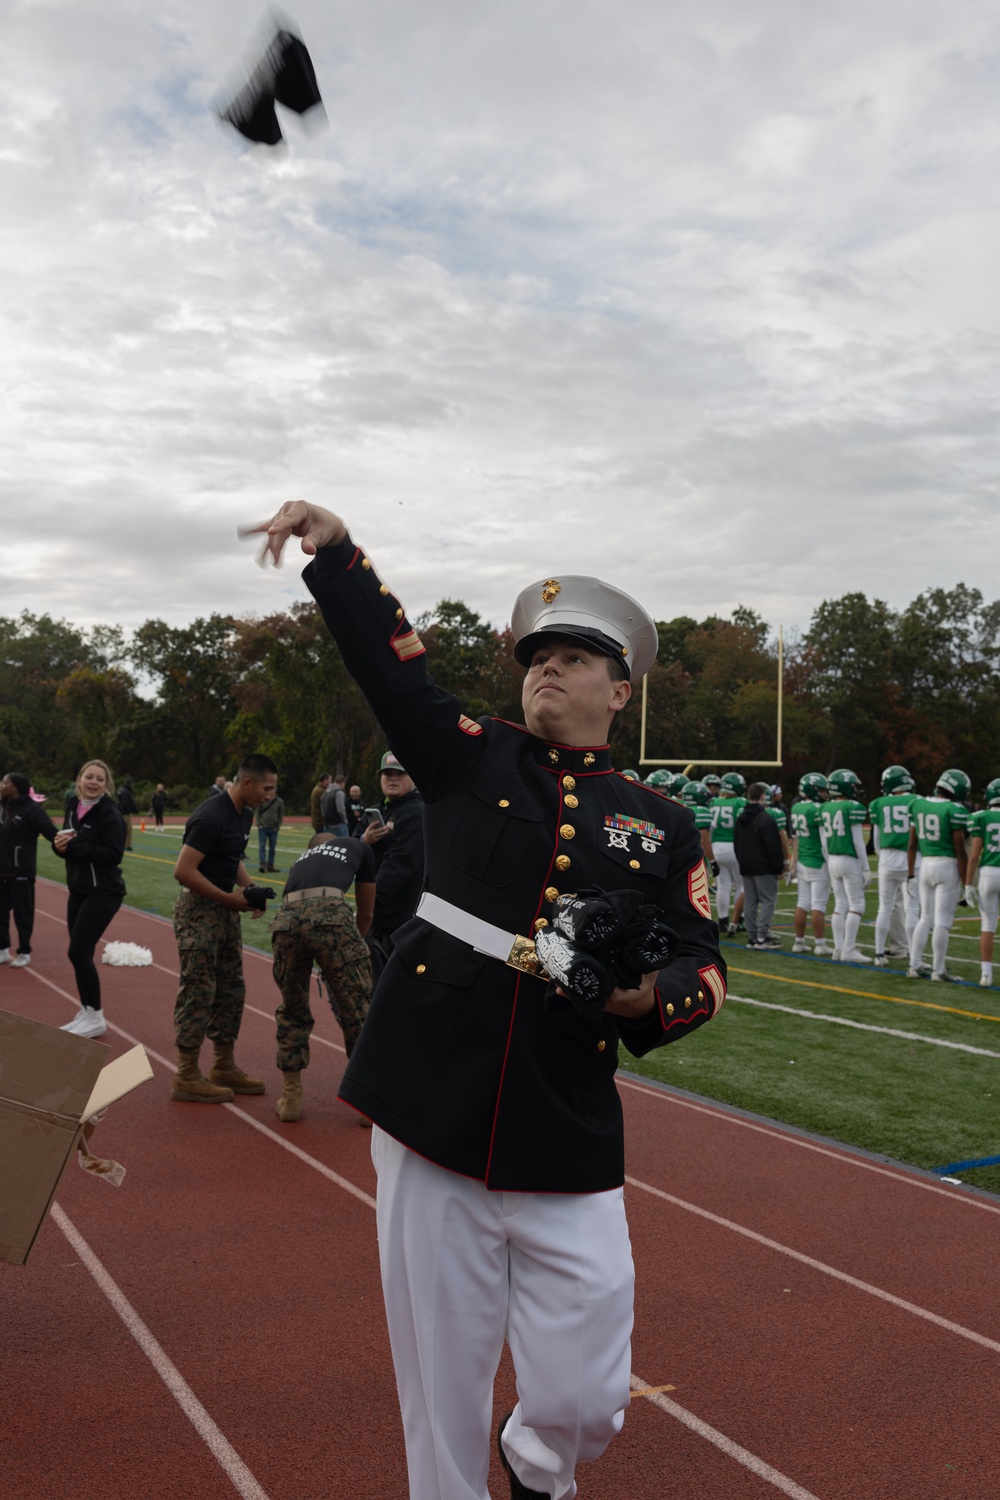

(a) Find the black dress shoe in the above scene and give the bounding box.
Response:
[497,1412,548,1498]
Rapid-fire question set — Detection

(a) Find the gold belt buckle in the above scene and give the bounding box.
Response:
[506,933,543,977]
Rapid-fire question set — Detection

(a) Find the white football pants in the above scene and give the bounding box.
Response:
[909,857,961,973]
[828,854,867,953]
[795,862,830,913]
[714,844,742,921]
[978,867,1000,932]
[372,1128,634,1500]
[875,854,918,954]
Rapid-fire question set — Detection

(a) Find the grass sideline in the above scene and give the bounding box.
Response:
[36,833,1000,1198]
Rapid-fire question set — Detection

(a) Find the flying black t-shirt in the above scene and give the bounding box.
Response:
[182,794,253,892]
[284,838,375,894]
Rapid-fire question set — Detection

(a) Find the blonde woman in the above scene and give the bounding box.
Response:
[53,760,126,1037]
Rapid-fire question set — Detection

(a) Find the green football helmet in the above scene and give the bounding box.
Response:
[828,768,862,798]
[644,769,672,788]
[797,772,829,802]
[935,768,971,801]
[719,771,746,796]
[881,764,914,795]
[668,772,690,795]
[986,778,1000,808]
[703,774,722,793]
[620,769,641,782]
[682,779,712,808]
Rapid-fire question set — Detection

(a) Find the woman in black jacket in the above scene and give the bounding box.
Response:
[54,759,126,1038]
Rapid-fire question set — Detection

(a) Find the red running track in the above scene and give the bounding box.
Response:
[2,880,998,1499]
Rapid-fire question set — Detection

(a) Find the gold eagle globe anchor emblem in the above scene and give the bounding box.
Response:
[541,579,561,604]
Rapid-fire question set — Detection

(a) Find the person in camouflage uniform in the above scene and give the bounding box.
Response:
[269,832,376,1120]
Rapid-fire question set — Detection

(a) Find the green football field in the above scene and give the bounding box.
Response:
[37,830,1000,1198]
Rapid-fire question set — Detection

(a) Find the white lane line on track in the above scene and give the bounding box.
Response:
[629,1374,821,1500]
[22,958,986,1498]
[625,1175,1000,1356]
[617,1077,1000,1217]
[726,991,1000,1058]
[51,1204,273,1500]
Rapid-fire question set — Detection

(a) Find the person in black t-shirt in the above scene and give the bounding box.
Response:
[170,753,278,1104]
[269,833,376,1121]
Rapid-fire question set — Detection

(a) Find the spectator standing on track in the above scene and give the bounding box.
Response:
[117,777,139,851]
[868,765,918,967]
[209,775,228,797]
[321,773,350,835]
[0,772,59,968]
[53,760,126,1038]
[789,773,833,956]
[256,781,285,873]
[150,783,168,830]
[362,751,425,960]
[966,778,1000,988]
[269,832,375,1121]
[907,769,971,983]
[734,782,785,949]
[347,783,366,836]
[309,772,331,833]
[247,500,725,1500]
[170,753,278,1104]
[821,768,873,964]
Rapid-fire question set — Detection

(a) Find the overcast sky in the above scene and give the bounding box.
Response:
[3,0,998,643]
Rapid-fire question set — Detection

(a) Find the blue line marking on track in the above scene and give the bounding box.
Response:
[932,1155,1000,1175]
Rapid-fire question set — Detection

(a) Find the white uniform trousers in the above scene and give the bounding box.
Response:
[875,853,917,953]
[910,857,961,972]
[371,1127,634,1500]
[979,867,1000,932]
[714,844,742,921]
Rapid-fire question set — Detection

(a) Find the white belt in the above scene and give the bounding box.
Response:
[415,892,543,977]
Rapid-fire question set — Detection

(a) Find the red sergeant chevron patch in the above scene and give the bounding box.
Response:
[688,861,711,919]
[391,629,425,661]
[458,714,483,736]
[698,963,726,1015]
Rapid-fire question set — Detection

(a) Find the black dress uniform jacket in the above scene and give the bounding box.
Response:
[305,535,727,1193]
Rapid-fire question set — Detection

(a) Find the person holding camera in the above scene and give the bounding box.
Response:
[360,750,425,957]
[170,753,278,1103]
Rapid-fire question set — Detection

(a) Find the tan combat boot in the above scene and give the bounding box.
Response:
[209,1042,265,1095]
[275,1070,303,1122]
[171,1049,235,1104]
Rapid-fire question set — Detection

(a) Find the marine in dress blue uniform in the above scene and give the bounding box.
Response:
[248,504,726,1500]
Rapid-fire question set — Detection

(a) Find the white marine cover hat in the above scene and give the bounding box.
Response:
[511,575,658,681]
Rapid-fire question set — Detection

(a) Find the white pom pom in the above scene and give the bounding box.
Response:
[101,941,153,967]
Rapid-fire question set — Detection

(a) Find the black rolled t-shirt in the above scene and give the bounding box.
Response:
[284,838,375,894]
[182,794,254,892]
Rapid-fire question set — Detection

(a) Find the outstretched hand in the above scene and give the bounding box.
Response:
[239,501,347,568]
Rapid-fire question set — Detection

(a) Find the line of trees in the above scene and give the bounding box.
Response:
[2,585,998,811]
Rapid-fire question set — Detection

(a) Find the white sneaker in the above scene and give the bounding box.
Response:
[907,967,930,979]
[792,939,807,953]
[930,971,959,984]
[831,948,842,962]
[0,949,11,964]
[842,949,872,964]
[60,1009,93,1033]
[980,975,993,988]
[70,1009,107,1038]
[873,954,889,968]
[813,942,832,956]
[10,953,30,968]
[884,945,909,958]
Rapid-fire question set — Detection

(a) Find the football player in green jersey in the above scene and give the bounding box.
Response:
[965,778,1000,988]
[906,769,971,981]
[711,772,747,933]
[790,772,832,955]
[682,780,716,869]
[820,768,872,963]
[703,774,722,800]
[868,765,918,966]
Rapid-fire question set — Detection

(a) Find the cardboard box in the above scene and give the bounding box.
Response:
[0,1009,153,1266]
